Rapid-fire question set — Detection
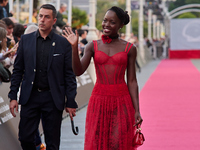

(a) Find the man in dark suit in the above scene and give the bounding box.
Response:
[8,4,77,150]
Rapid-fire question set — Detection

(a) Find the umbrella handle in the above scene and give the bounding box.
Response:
[70,119,79,135]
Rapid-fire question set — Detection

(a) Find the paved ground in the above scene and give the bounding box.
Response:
[191,59,200,72]
[41,58,200,150]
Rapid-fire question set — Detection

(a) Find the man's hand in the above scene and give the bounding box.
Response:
[9,100,18,117]
[65,107,76,120]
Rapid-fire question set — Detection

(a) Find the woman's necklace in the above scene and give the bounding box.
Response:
[101,34,119,44]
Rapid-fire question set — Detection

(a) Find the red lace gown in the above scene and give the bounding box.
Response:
[84,41,137,150]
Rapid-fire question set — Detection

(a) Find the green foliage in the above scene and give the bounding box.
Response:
[177,12,197,18]
[168,0,185,11]
[185,0,200,4]
[168,0,200,18]
[63,7,88,29]
[169,0,200,12]
[72,7,89,29]
[131,18,139,36]
[131,17,148,37]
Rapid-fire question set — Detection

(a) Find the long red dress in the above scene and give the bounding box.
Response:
[84,40,137,150]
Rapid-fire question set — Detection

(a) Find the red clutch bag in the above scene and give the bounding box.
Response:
[133,125,145,148]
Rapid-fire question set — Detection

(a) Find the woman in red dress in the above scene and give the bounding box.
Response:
[63,6,143,150]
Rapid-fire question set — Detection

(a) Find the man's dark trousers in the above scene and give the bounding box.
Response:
[19,90,63,150]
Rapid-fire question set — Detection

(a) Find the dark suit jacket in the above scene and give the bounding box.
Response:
[8,30,77,111]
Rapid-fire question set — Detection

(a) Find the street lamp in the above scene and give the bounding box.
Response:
[156,20,160,40]
[9,0,13,12]
[153,15,157,40]
[148,9,152,41]
[125,0,131,40]
[16,0,19,22]
[68,0,72,26]
[138,0,145,63]
[86,0,98,42]
[160,0,177,58]
[29,0,33,23]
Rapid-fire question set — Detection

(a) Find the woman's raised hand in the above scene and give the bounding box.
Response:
[62,27,79,47]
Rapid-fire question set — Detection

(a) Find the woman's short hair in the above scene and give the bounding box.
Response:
[108,6,130,25]
[1,17,15,28]
[40,4,57,19]
[13,23,25,38]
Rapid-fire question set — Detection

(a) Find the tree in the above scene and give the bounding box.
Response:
[169,0,200,12]
[177,12,196,18]
[185,0,200,4]
[63,7,88,29]
[168,0,185,11]
[168,0,200,18]
[131,17,148,38]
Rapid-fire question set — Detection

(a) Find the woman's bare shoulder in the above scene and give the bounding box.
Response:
[86,39,101,47]
[127,42,137,56]
[84,39,101,55]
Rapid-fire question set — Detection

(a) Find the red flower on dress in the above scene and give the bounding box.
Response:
[101,35,112,44]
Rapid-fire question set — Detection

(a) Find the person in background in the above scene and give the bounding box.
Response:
[13,23,25,42]
[63,6,143,149]
[80,29,88,45]
[25,9,38,24]
[55,3,67,29]
[0,26,9,83]
[0,0,9,19]
[96,29,103,39]
[128,32,138,46]
[0,20,18,67]
[4,2,13,17]
[24,24,38,34]
[0,27,17,83]
[120,33,125,40]
[0,19,6,29]
[78,29,88,57]
[9,4,77,150]
[2,17,17,48]
[0,26,11,61]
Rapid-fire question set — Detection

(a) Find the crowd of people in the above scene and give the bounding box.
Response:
[0,2,143,150]
[0,2,88,82]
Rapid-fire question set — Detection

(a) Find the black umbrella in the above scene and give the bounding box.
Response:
[70,118,79,135]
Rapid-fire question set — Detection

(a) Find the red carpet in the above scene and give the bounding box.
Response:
[139,59,200,150]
